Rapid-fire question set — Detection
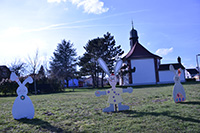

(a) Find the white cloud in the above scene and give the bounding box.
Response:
[64,7,69,11]
[75,0,109,14]
[47,0,109,14]
[47,0,60,3]
[70,0,81,4]
[47,0,65,3]
[155,47,173,56]
[147,42,151,46]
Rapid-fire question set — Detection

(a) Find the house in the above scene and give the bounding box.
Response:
[158,63,185,83]
[83,77,93,86]
[82,76,108,87]
[121,25,186,85]
[0,65,11,81]
[66,77,108,88]
[185,68,199,81]
[68,79,79,87]
[78,79,84,87]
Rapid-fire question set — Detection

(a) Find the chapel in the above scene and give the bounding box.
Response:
[120,24,185,85]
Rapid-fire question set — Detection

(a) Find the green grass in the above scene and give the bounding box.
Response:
[0,83,200,132]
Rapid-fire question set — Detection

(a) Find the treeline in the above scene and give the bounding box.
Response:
[0,32,125,95]
[0,76,62,95]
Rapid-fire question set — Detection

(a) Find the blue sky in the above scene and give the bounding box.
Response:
[0,0,200,70]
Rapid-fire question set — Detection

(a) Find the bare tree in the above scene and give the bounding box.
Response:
[27,49,40,94]
[9,59,26,77]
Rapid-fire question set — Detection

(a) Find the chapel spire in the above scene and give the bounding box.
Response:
[131,20,134,29]
[129,21,139,48]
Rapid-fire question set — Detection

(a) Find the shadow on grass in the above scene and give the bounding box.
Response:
[122,110,200,123]
[17,118,66,132]
[178,101,200,105]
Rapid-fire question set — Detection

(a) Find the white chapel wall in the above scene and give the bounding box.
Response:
[158,71,174,83]
[131,58,156,85]
[159,69,185,84]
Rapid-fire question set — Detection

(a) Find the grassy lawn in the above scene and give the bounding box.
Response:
[0,83,200,132]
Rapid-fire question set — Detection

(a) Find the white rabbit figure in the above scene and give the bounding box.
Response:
[10,72,35,119]
[95,58,133,112]
[169,65,186,103]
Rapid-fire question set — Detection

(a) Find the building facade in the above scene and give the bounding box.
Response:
[121,26,185,85]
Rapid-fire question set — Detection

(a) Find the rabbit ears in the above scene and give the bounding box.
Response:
[169,65,181,76]
[169,65,176,74]
[10,72,33,86]
[114,59,123,75]
[97,58,123,76]
[23,77,33,86]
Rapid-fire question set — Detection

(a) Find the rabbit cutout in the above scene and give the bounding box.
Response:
[10,72,35,119]
[95,58,133,112]
[169,65,186,103]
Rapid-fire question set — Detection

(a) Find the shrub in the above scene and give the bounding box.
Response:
[0,78,17,96]
[29,77,63,94]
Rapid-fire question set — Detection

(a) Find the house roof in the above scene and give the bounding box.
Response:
[0,65,9,70]
[0,65,11,80]
[159,63,185,71]
[123,41,162,60]
[186,69,199,75]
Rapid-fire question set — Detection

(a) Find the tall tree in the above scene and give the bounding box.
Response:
[79,38,105,88]
[38,65,46,79]
[50,39,77,89]
[79,32,124,88]
[100,32,124,87]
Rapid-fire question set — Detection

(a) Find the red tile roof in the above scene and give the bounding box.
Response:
[123,42,162,60]
[159,63,185,71]
[186,68,199,75]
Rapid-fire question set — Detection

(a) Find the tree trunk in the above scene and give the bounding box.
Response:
[66,79,69,88]
[72,78,75,92]
[96,72,99,88]
[101,72,104,88]
[92,74,95,88]
[34,75,37,95]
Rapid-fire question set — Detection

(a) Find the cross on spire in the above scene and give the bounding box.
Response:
[131,20,134,29]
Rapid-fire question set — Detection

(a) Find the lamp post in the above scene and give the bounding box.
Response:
[196,54,200,81]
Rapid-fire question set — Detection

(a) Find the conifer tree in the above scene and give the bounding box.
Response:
[79,32,124,88]
[50,40,77,88]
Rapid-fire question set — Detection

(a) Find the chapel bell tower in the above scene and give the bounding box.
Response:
[129,21,139,48]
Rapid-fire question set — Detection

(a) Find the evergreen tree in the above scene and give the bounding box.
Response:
[79,32,124,88]
[101,32,124,87]
[79,38,104,88]
[50,40,77,88]
[38,65,46,79]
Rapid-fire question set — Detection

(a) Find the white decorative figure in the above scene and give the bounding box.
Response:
[169,65,186,103]
[10,72,35,119]
[95,58,133,112]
